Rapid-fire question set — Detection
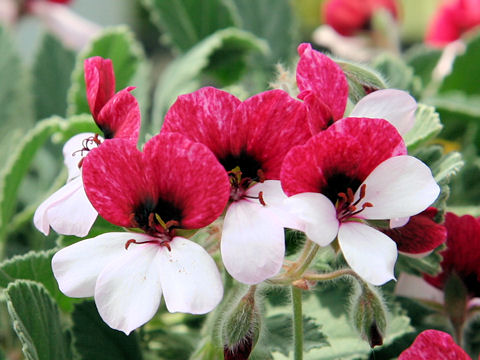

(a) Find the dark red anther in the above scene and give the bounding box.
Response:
[359,184,367,199]
[161,242,172,251]
[148,213,156,229]
[338,192,348,202]
[77,157,84,168]
[125,239,137,250]
[363,202,373,208]
[347,188,354,203]
[258,191,266,206]
[165,220,180,229]
[257,169,266,183]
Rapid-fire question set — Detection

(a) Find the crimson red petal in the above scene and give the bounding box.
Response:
[398,330,470,360]
[296,43,348,127]
[324,0,398,36]
[162,87,241,159]
[282,117,406,196]
[425,212,480,295]
[96,87,140,141]
[229,89,310,179]
[84,57,116,120]
[382,207,447,254]
[82,139,145,227]
[142,132,230,229]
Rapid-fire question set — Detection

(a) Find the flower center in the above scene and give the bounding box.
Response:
[227,166,266,206]
[72,134,102,168]
[335,184,373,222]
[131,198,182,238]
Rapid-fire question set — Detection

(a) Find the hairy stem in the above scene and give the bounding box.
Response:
[292,286,304,360]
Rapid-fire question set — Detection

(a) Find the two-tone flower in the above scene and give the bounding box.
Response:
[52,133,230,334]
[34,56,140,237]
[281,117,439,285]
[162,87,311,284]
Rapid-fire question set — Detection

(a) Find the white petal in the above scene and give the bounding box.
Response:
[221,200,286,284]
[349,89,417,135]
[157,237,223,314]
[338,222,397,286]
[94,241,163,335]
[246,180,302,229]
[52,232,150,298]
[390,217,410,229]
[395,273,444,305]
[63,133,96,181]
[34,177,97,237]
[284,193,339,247]
[356,156,440,220]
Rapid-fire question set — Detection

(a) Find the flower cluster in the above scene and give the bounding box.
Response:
[35,43,441,334]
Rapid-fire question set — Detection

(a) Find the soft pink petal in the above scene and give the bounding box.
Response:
[84,57,115,120]
[94,240,163,335]
[390,217,410,229]
[52,232,150,298]
[162,87,240,159]
[142,132,230,229]
[394,273,444,305]
[62,132,96,181]
[399,329,471,359]
[356,156,440,220]
[96,87,140,140]
[34,177,97,237]
[349,89,417,135]
[338,222,397,285]
[157,237,223,314]
[221,200,286,284]
[229,89,310,179]
[82,139,145,227]
[284,193,339,246]
[296,43,348,122]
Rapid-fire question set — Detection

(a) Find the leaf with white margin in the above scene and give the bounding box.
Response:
[356,156,440,220]
[157,237,223,313]
[94,239,163,335]
[221,199,286,284]
[338,222,397,286]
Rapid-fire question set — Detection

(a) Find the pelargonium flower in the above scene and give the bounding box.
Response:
[34,56,140,237]
[426,0,480,47]
[52,132,230,334]
[323,0,398,37]
[398,329,471,359]
[296,43,417,135]
[281,117,439,285]
[162,87,311,284]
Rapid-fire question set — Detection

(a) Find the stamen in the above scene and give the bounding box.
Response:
[124,238,171,250]
[257,169,266,183]
[336,184,374,221]
[258,191,266,206]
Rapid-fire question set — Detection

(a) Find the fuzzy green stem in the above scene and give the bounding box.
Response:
[303,268,358,282]
[292,286,304,360]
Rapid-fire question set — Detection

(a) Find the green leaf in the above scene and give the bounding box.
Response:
[32,33,75,120]
[72,301,143,360]
[405,44,442,89]
[5,280,72,360]
[440,33,480,95]
[151,27,267,131]
[67,26,145,117]
[0,26,34,171]
[0,249,79,311]
[142,0,236,52]
[0,117,63,241]
[404,103,443,151]
[264,314,328,356]
[337,61,387,103]
[372,53,419,92]
[426,92,480,118]
[432,151,464,185]
[231,0,297,64]
[395,247,444,277]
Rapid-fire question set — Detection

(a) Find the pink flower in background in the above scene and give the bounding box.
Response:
[398,330,471,359]
[281,117,439,285]
[162,87,311,284]
[52,133,230,334]
[426,0,480,47]
[34,57,140,237]
[323,0,398,36]
[296,43,417,135]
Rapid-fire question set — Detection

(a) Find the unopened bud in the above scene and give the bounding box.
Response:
[351,281,387,348]
[222,286,261,360]
[444,272,468,332]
